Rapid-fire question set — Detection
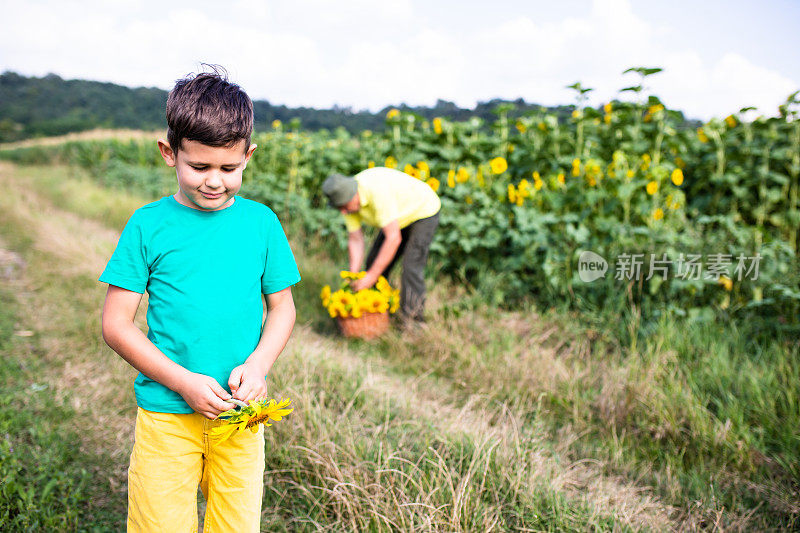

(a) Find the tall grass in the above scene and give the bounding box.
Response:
[0,227,123,530]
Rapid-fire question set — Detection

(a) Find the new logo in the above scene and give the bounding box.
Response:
[578,251,607,282]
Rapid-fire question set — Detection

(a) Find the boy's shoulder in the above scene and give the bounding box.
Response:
[235,196,276,216]
[233,197,283,229]
[124,196,173,226]
[138,196,172,212]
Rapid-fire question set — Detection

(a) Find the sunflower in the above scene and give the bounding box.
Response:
[340,292,356,310]
[376,276,392,296]
[671,168,684,186]
[340,270,365,280]
[489,157,508,175]
[322,273,400,318]
[320,285,331,307]
[571,158,581,177]
[328,302,347,318]
[213,398,293,444]
[365,295,384,313]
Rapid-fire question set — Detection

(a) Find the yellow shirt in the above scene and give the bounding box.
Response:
[343,167,441,232]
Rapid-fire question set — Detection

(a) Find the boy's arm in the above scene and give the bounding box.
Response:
[101,285,235,419]
[228,287,296,402]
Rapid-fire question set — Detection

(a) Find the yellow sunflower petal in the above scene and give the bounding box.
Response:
[211,423,240,444]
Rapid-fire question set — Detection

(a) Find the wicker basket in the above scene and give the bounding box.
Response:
[337,311,390,339]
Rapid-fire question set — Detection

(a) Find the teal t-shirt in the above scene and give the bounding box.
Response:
[99,195,301,413]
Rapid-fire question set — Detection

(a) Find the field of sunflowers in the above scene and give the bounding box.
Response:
[2,70,798,336]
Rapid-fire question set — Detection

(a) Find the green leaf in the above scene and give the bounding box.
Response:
[623,66,663,77]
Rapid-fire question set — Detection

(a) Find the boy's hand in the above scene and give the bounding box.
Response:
[228,362,268,403]
[176,372,235,419]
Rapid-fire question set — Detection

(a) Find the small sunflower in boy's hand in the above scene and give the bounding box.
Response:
[213,398,293,443]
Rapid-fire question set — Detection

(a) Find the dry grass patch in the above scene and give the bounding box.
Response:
[0,129,164,150]
[271,320,677,530]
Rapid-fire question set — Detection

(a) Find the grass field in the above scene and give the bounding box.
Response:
[0,160,798,531]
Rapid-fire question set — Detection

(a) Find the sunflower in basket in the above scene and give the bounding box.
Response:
[320,271,400,318]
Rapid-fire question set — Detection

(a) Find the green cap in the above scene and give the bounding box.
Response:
[322,173,358,207]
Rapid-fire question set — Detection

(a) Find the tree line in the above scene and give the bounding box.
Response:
[0,71,576,142]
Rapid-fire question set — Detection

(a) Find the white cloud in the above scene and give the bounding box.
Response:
[0,0,797,119]
[710,54,797,115]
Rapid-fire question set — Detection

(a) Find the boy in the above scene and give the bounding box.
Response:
[100,70,300,531]
[321,168,440,322]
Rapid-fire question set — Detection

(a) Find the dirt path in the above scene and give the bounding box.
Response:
[0,161,679,530]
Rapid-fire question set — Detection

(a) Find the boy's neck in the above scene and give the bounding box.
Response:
[173,191,236,211]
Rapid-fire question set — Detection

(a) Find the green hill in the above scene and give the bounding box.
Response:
[0,71,573,142]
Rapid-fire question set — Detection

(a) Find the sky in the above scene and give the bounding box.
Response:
[1,0,799,120]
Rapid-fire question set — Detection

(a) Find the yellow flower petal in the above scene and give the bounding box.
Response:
[212,423,240,444]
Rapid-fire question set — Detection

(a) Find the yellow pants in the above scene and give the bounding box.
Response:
[127,407,265,532]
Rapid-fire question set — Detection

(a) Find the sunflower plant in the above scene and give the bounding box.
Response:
[320,271,400,318]
[212,398,293,443]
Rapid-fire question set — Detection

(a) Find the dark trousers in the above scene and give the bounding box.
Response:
[365,213,439,321]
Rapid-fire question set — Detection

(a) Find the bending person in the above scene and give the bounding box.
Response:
[322,167,441,322]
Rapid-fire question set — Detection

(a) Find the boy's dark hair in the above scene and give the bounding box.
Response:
[166,65,253,152]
